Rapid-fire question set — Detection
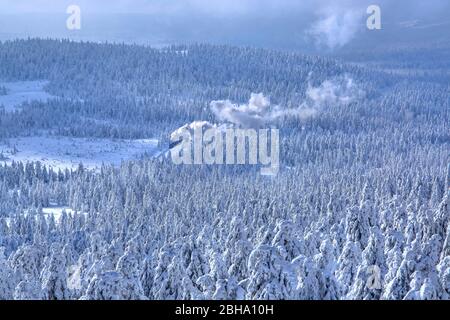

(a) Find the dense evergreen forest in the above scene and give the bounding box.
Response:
[0,39,449,300]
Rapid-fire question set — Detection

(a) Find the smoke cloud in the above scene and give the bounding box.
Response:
[210,75,363,128]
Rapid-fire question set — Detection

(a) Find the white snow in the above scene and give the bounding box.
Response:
[4,207,85,227]
[42,207,84,223]
[0,136,159,170]
[0,80,55,112]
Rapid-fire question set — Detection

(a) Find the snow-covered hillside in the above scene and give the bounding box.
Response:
[0,81,55,112]
[0,136,159,170]
[0,40,448,301]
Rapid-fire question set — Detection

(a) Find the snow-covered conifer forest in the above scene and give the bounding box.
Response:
[0,38,449,300]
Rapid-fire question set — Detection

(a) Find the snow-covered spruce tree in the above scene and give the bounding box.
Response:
[344,206,371,250]
[419,276,441,300]
[246,244,294,300]
[199,251,229,300]
[403,204,419,246]
[382,240,419,300]
[255,223,277,247]
[152,242,189,300]
[152,245,175,300]
[0,247,17,300]
[391,195,407,227]
[181,275,202,300]
[212,276,246,300]
[40,244,71,300]
[383,231,404,286]
[434,190,449,238]
[403,271,423,300]
[196,273,216,300]
[294,256,321,300]
[0,218,8,249]
[441,224,450,260]
[106,238,125,271]
[13,275,45,300]
[347,227,385,300]
[210,251,247,300]
[446,163,450,191]
[437,257,450,299]
[32,211,49,254]
[224,216,252,282]
[79,232,109,287]
[80,271,124,300]
[187,241,210,285]
[181,236,209,298]
[140,249,158,299]
[271,219,304,263]
[162,254,186,300]
[74,251,94,295]
[417,234,442,275]
[380,205,395,234]
[359,183,379,228]
[430,177,444,207]
[9,244,41,286]
[62,243,77,272]
[415,234,443,300]
[115,239,147,300]
[336,235,362,297]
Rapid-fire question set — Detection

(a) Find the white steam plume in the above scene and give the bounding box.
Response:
[210,93,271,128]
[306,7,363,49]
[210,75,363,128]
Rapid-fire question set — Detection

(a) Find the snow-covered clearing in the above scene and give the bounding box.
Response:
[42,206,86,223]
[0,136,159,170]
[5,207,85,227]
[0,80,55,112]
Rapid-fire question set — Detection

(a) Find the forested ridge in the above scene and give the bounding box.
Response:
[0,39,449,300]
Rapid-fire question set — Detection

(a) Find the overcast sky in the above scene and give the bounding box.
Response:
[0,0,449,50]
[0,0,448,15]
